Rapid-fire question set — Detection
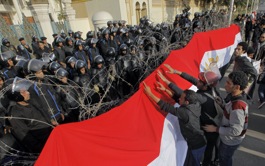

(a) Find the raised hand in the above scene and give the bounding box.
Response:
[157,81,166,91]
[157,70,170,85]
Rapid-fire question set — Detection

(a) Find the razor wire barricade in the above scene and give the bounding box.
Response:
[0,13,229,165]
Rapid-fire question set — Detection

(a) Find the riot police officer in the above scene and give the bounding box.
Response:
[53,37,66,68]
[55,68,81,122]
[1,38,17,54]
[116,44,132,97]
[74,40,90,68]
[0,51,17,79]
[17,37,32,59]
[25,59,65,126]
[86,38,99,66]
[64,36,74,57]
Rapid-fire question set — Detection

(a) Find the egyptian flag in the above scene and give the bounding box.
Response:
[35,25,241,166]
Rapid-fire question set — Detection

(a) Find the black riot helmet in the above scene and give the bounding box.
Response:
[75,40,84,47]
[65,56,77,65]
[113,20,118,27]
[74,32,81,39]
[48,61,61,74]
[175,14,181,19]
[119,44,128,55]
[55,36,64,46]
[140,17,146,24]
[193,20,201,30]
[119,28,128,34]
[102,28,110,36]
[6,77,33,102]
[41,52,57,63]
[136,28,142,35]
[65,36,73,46]
[68,30,74,36]
[0,51,16,62]
[25,59,48,74]
[55,68,69,79]
[94,55,104,65]
[194,12,200,18]
[107,20,113,27]
[86,31,94,39]
[130,26,137,33]
[2,38,10,46]
[124,39,134,47]
[129,45,137,53]
[110,27,118,36]
[87,38,98,46]
[60,32,67,39]
[15,59,28,74]
[106,47,116,57]
[32,35,39,42]
[97,31,102,38]
[75,60,86,70]
[161,22,169,30]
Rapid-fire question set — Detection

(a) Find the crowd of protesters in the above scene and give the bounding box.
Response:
[0,6,264,166]
[232,12,265,108]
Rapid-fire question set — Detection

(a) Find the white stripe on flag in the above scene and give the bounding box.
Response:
[200,32,242,72]
[148,114,188,166]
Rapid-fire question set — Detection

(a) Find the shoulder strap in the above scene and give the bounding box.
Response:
[203,92,224,126]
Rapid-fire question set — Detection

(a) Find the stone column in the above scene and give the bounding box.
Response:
[31,1,54,44]
[62,0,76,31]
[12,0,23,24]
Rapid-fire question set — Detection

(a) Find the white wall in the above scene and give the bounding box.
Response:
[85,0,122,30]
[71,18,91,38]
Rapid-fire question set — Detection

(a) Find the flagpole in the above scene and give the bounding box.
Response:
[228,0,235,26]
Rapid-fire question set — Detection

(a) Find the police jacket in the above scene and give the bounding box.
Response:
[74,50,88,64]
[91,67,108,89]
[56,82,80,113]
[28,78,63,122]
[53,47,66,63]
[87,47,99,64]
[63,45,74,57]
[31,42,39,54]
[98,39,110,56]
[17,44,32,59]
[256,42,265,61]
[233,54,258,78]
[1,67,17,80]
[1,45,17,54]
[35,47,50,59]
[116,54,132,76]
[44,43,52,53]
[8,103,52,153]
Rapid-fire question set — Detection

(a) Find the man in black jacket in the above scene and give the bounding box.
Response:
[157,64,222,166]
[233,42,257,100]
[144,81,206,166]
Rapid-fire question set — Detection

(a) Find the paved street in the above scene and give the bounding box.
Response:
[218,65,265,166]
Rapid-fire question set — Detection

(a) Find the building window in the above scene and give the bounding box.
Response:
[141,2,147,18]
[1,13,13,25]
[136,2,140,24]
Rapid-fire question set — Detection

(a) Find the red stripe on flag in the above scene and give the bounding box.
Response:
[35,25,240,166]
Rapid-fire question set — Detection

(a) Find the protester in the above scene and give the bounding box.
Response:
[160,64,222,166]
[143,82,206,166]
[203,71,249,166]
[233,42,257,100]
